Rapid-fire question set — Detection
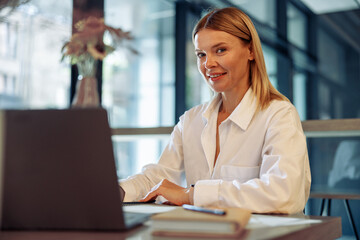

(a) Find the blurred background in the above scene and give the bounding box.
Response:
[0,0,359,238]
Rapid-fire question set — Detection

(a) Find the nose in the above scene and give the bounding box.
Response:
[204,55,217,69]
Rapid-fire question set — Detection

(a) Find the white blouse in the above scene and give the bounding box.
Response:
[120,88,311,214]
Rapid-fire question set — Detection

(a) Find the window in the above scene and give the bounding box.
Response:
[307,136,360,235]
[0,0,72,109]
[185,9,213,110]
[104,0,175,177]
[287,3,307,50]
[263,45,278,89]
[104,0,175,128]
[0,21,18,59]
[237,0,276,28]
[293,71,307,120]
[318,29,345,85]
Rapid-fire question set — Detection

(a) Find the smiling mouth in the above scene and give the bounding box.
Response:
[207,72,227,80]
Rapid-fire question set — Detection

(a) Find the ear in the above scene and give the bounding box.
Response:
[248,42,254,61]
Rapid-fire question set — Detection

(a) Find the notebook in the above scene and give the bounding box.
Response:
[0,108,149,230]
[151,207,251,238]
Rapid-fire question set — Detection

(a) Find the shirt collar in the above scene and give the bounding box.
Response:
[202,93,222,123]
[202,88,257,131]
[228,87,257,131]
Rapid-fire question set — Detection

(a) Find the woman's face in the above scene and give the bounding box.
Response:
[194,29,253,95]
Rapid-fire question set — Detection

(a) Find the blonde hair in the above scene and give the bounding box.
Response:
[193,7,288,111]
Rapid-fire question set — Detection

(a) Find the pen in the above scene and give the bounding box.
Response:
[182,204,226,215]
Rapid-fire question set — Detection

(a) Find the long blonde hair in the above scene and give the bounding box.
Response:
[193,7,288,111]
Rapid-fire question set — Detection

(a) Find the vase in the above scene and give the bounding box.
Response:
[71,57,100,107]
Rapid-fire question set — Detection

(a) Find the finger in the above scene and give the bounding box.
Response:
[140,191,158,202]
[139,196,157,203]
[162,201,177,206]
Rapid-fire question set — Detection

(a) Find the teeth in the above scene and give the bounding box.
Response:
[208,73,225,78]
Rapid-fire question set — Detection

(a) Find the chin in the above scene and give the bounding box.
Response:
[209,84,227,93]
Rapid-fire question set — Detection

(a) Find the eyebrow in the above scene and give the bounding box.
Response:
[195,42,227,52]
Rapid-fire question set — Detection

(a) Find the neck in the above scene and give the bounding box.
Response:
[220,86,249,114]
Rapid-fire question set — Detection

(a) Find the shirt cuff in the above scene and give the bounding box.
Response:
[193,179,221,207]
[119,180,138,202]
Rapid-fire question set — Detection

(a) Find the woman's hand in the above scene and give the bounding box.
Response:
[140,179,194,206]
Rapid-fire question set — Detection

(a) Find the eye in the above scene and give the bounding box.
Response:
[216,48,226,54]
[196,52,206,58]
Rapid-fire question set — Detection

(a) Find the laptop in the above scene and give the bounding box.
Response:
[0,108,149,230]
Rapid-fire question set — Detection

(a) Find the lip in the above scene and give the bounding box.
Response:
[207,72,227,81]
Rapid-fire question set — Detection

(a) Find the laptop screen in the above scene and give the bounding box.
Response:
[0,108,127,230]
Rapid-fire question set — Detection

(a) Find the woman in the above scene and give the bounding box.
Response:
[120,7,311,214]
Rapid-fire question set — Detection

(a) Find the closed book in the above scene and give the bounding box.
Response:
[151,207,251,238]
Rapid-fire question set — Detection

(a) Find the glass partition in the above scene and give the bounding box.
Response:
[293,71,307,120]
[237,0,276,28]
[308,137,360,190]
[0,0,72,109]
[113,137,170,179]
[263,45,278,90]
[287,3,307,50]
[104,0,175,177]
[185,8,212,110]
[103,0,175,128]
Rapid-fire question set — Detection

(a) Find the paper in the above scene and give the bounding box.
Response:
[247,215,322,229]
[123,204,177,214]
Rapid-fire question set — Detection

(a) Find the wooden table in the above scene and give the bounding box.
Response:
[0,214,341,240]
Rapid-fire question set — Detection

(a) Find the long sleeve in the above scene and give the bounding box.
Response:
[120,117,185,202]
